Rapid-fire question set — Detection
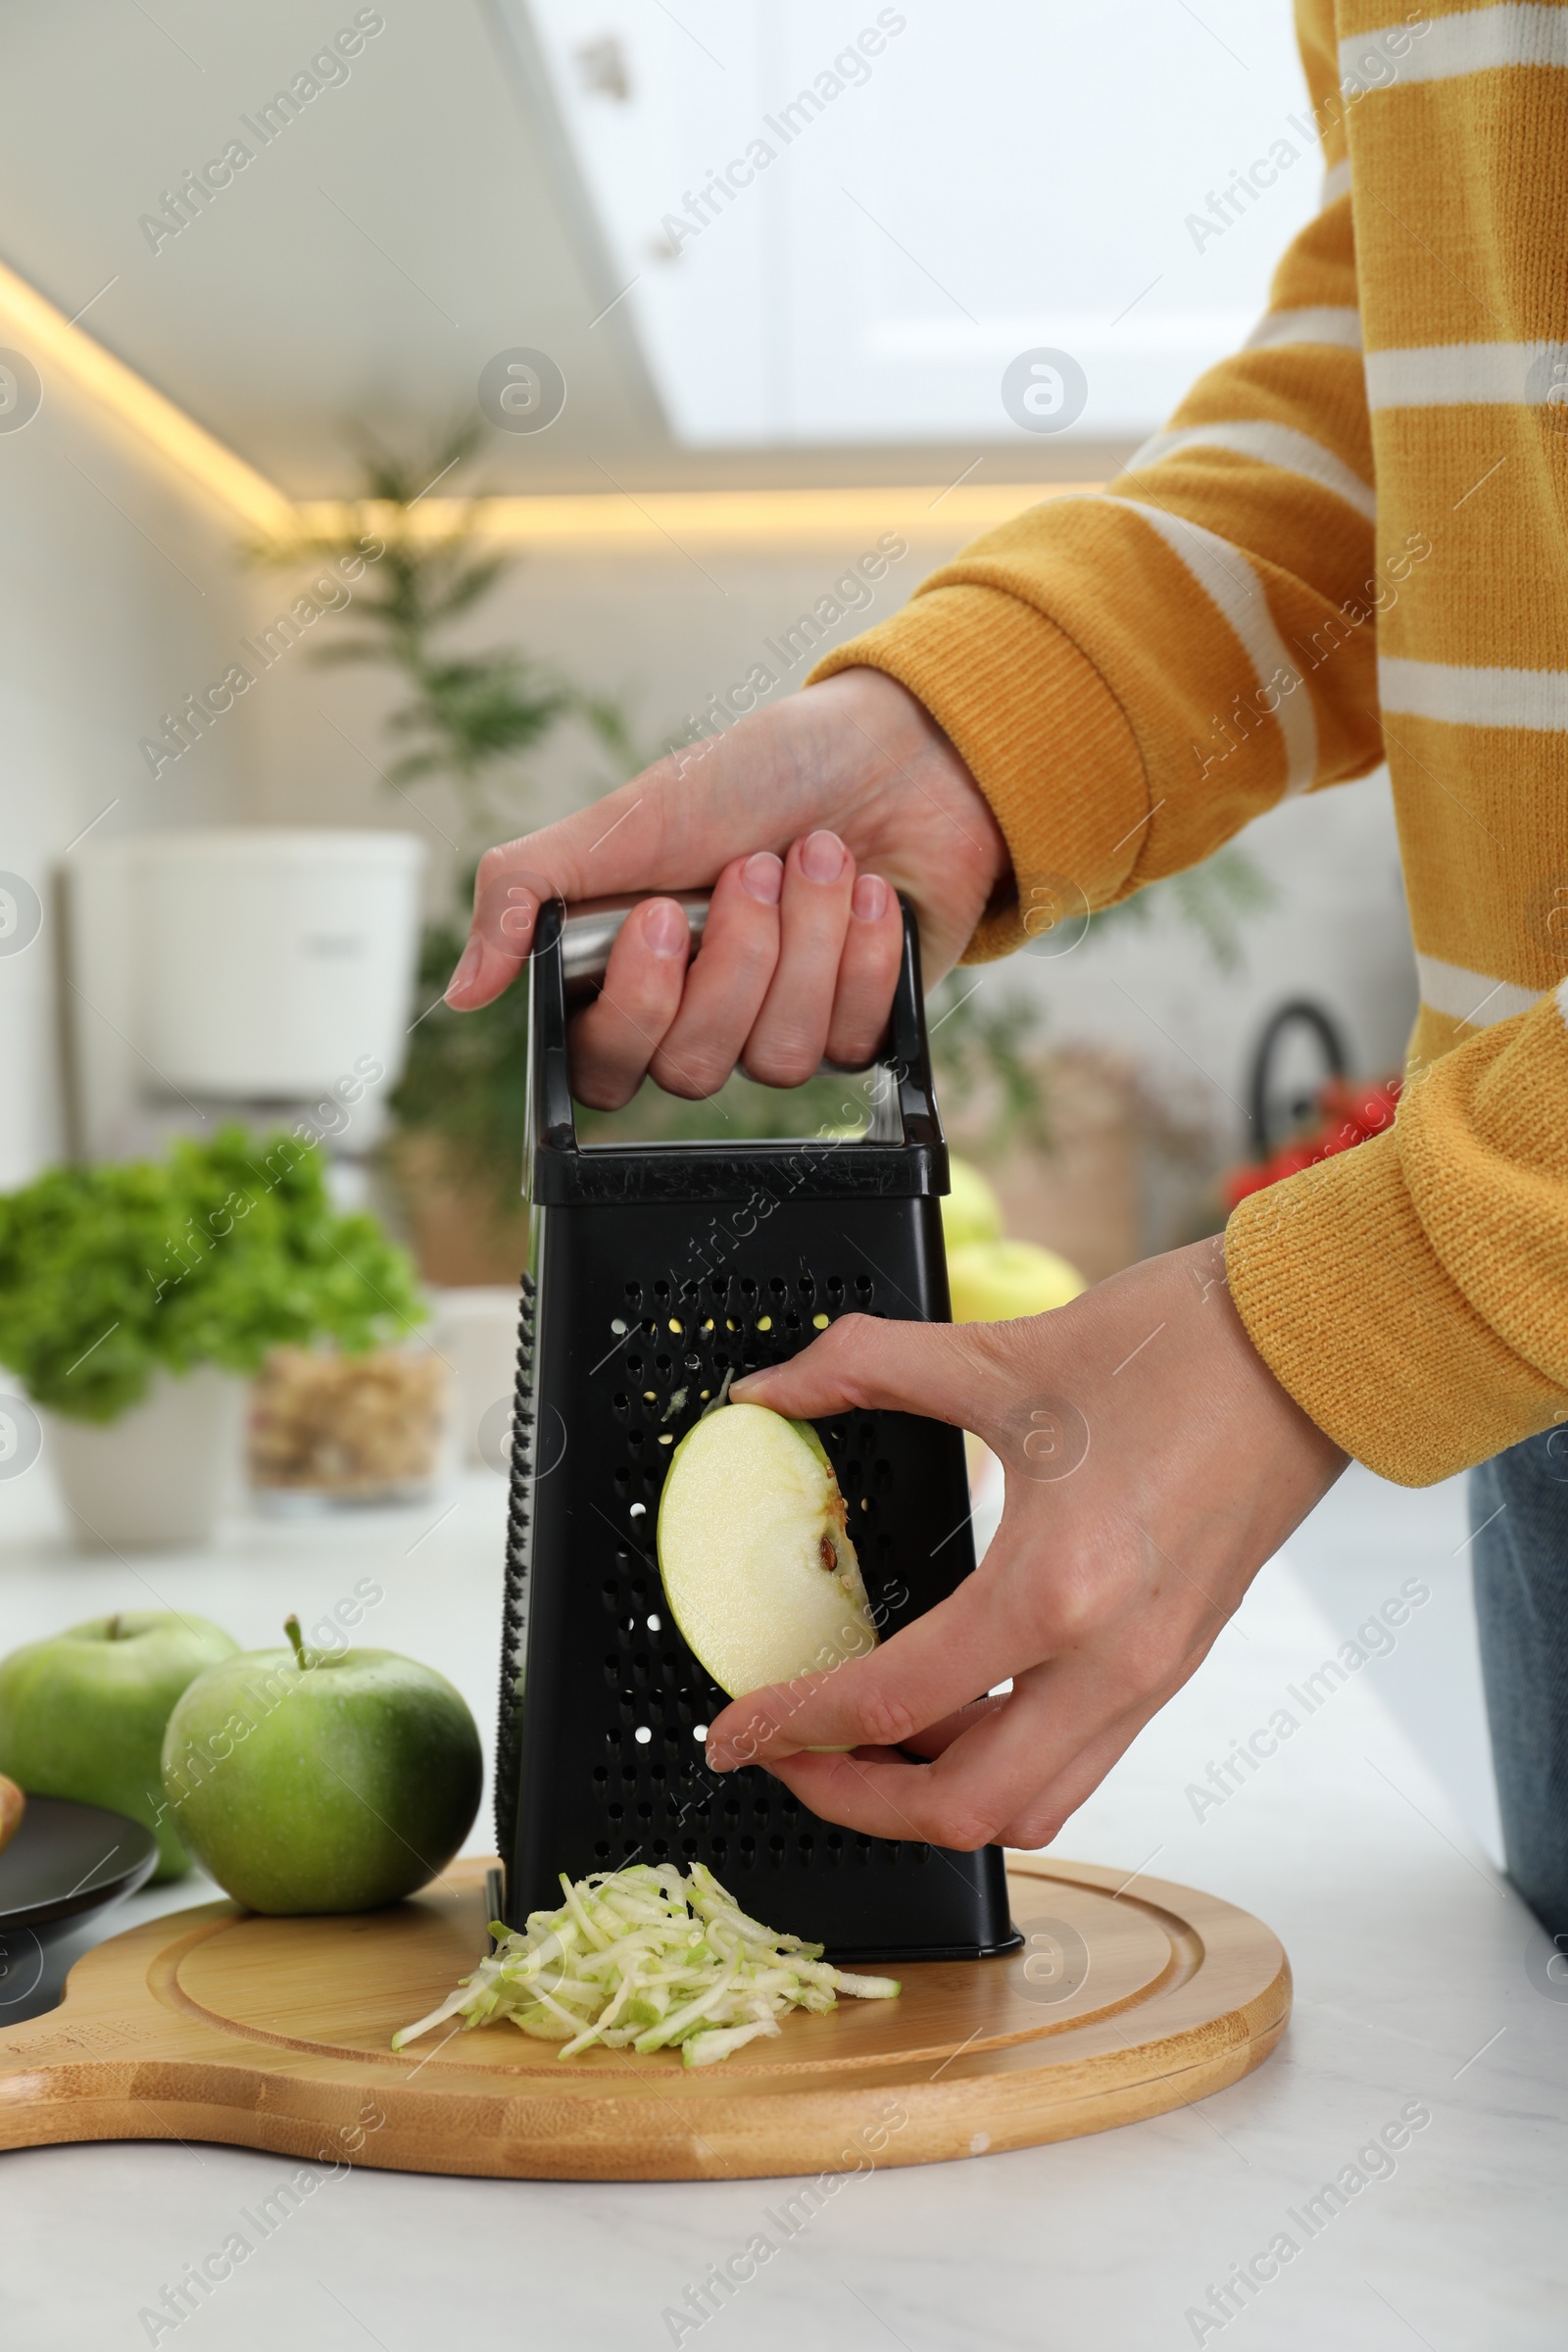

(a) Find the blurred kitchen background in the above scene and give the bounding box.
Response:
[0,3,1494,1853]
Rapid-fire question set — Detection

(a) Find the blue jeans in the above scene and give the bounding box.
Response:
[1471,1428,1568,1936]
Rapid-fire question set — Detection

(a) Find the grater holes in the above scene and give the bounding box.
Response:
[583,1272,924,1878]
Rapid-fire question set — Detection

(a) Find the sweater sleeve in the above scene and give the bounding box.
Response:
[811,1,1379,963]
[1226,993,1568,1485]
[810,1,1568,1488]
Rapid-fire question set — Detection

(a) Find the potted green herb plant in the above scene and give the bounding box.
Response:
[0,1128,424,1548]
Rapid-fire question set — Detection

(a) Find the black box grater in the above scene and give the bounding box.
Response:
[495,893,1018,1963]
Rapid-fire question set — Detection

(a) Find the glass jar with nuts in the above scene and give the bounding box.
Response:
[248,1341,450,1508]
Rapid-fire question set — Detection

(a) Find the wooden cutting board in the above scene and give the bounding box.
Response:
[0,1854,1288,2180]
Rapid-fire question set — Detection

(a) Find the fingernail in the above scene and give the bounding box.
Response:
[642,898,690,958]
[444,940,481,1002]
[800,829,848,884]
[741,851,783,906]
[852,873,891,922]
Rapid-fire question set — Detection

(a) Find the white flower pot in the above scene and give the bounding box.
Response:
[47,1367,246,1550]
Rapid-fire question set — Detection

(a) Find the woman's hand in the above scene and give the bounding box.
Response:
[703,1236,1348,1849]
[441,667,1008,1106]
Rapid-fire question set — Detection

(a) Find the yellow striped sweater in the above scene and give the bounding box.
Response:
[815,0,1568,1487]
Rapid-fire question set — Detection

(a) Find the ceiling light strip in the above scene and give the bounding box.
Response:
[292,483,1093,548]
[0,252,296,536]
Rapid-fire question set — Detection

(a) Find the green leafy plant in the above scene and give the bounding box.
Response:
[249,425,643,849]
[0,1130,423,1423]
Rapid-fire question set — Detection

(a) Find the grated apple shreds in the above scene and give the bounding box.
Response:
[391,1861,900,2069]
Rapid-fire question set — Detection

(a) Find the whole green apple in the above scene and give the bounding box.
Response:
[941,1155,1005,1251]
[947,1237,1086,1325]
[0,1611,239,1881]
[161,1616,482,1914]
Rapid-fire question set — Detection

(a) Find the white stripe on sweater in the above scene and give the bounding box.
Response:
[1380,656,1568,730]
[1123,420,1376,522]
[1366,340,1568,408]
[1342,6,1568,91]
[1416,954,1540,1028]
[1320,158,1353,207]
[1106,498,1318,794]
[1246,307,1362,353]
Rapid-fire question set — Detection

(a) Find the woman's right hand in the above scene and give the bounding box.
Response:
[441,666,1009,1109]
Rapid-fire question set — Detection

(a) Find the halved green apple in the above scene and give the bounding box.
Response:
[657,1401,878,1699]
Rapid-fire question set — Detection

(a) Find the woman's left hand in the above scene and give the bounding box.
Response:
[703,1236,1347,1850]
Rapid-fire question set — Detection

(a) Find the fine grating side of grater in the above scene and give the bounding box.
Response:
[495,893,1018,1963]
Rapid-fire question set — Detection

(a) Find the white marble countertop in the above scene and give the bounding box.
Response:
[0,1459,1562,2351]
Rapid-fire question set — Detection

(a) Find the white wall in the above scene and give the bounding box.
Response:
[0,367,262,1185]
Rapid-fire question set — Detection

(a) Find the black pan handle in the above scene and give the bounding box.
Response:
[1247,998,1348,1157]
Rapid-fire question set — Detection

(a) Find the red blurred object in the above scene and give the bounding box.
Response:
[1222,1076,1401,1210]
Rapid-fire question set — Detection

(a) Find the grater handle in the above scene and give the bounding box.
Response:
[559,892,712,1002]
[526,890,946,1197]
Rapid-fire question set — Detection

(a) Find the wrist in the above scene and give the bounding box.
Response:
[1181,1234,1349,1490]
[801,665,1010,979]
